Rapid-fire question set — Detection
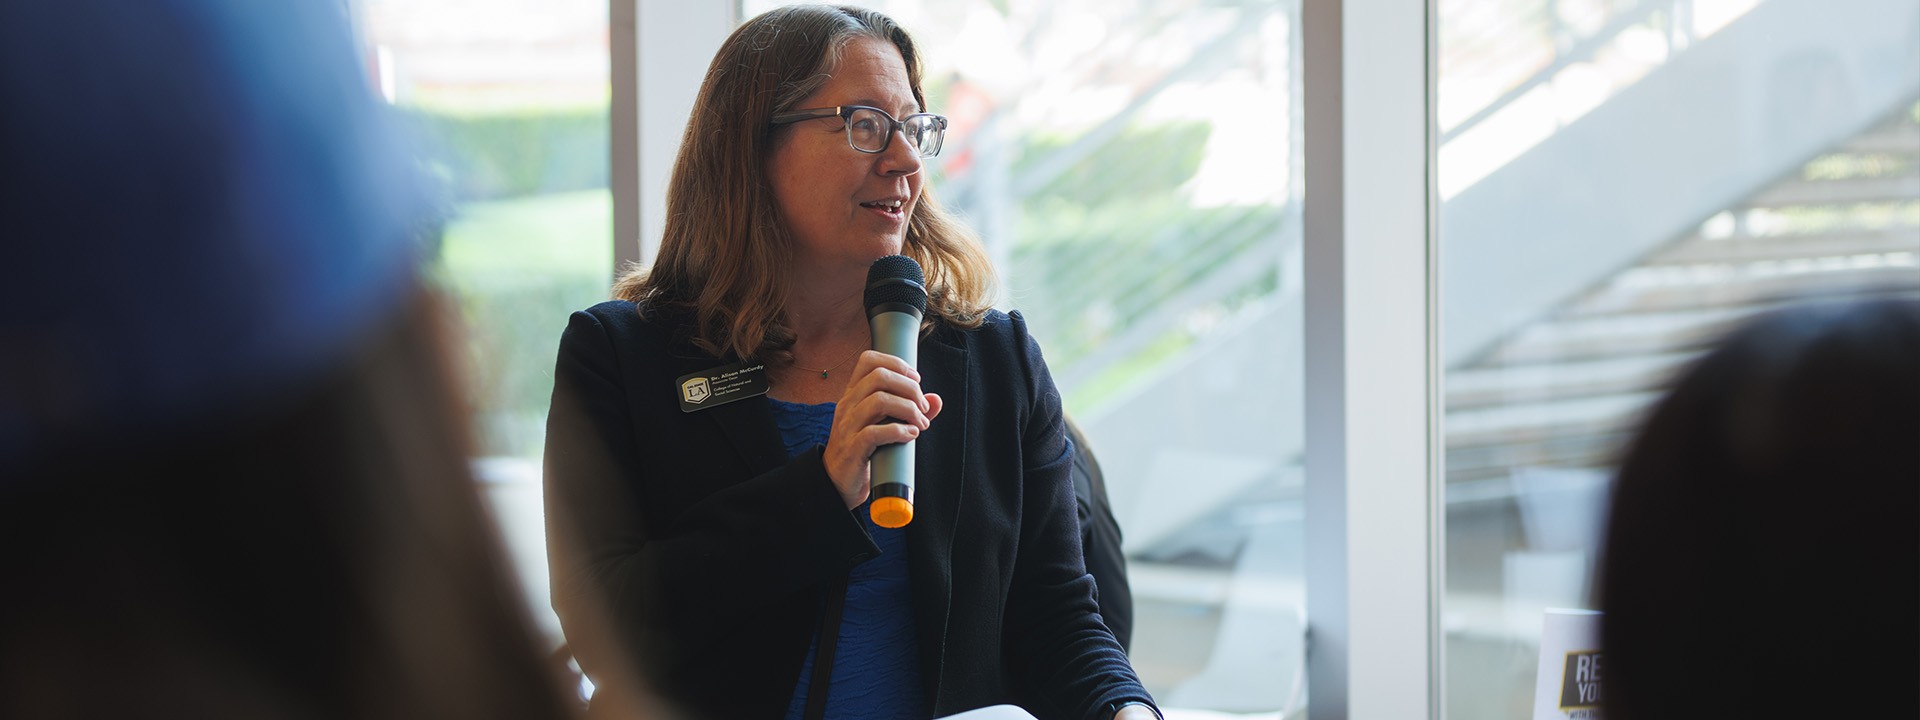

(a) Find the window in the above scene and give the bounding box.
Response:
[1437,0,1920,716]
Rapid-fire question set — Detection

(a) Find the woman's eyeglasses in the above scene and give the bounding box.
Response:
[770,105,948,157]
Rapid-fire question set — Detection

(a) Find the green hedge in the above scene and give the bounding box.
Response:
[403,107,609,202]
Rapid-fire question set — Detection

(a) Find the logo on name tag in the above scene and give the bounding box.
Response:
[681,377,712,405]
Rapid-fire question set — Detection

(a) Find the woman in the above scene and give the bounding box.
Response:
[544,5,1158,720]
[1597,298,1919,719]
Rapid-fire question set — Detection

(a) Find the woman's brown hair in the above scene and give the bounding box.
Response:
[612,3,996,364]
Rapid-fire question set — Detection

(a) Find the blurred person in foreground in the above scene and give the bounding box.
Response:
[1598,297,1920,719]
[0,1,592,717]
[542,5,1157,720]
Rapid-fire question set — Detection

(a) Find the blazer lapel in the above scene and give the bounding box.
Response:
[668,346,786,475]
[908,330,967,709]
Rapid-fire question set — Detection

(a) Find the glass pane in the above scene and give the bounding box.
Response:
[1438,0,1920,716]
[350,0,613,646]
[745,1,1307,714]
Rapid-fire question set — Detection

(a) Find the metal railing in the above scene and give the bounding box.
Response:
[1440,0,1710,142]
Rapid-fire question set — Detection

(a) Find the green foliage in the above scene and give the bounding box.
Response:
[1004,119,1287,413]
[430,190,613,458]
[403,109,613,454]
[1012,199,1285,366]
[404,108,609,202]
[1015,121,1212,206]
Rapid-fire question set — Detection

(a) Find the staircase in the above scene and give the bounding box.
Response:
[1439,96,1917,720]
[1445,101,1920,486]
[1442,0,1920,369]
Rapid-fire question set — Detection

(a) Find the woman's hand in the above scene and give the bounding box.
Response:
[822,350,943,509]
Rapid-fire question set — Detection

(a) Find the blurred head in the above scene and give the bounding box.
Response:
[614,4,994,363]
[0,1,574,717]
[0,0,423,459]
[1598,297,1920,719]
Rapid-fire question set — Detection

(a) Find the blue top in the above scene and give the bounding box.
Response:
[771,398,926,720]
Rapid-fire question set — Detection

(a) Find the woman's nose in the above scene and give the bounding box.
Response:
[877,130,923,176]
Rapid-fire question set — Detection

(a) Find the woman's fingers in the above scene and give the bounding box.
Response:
[838,355,931,427]
[859,421,921,451]
[821,351,939,509]
[848,365,929,413]
[851,390,930,430]
[847,353,927,406]
[847,350,919,384]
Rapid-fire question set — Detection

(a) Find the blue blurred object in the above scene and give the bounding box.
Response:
[0,0,429,467]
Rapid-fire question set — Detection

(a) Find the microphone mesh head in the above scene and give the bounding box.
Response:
[865,255,928,314]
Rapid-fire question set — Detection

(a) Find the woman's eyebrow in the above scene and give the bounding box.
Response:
[847,97,923,115]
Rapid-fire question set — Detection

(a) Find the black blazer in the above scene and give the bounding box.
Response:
[1065,416,1132,652]
[544,300,1154,720]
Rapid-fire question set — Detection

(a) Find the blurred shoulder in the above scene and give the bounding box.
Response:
[937,307,1014,342]
[574,299,688,331]
[564,299,692,352]
[936,308,1045,366]
[575,299,639,327]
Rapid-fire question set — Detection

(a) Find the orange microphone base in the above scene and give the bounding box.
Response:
[871,496,914,528]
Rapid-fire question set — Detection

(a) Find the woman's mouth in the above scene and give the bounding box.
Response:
[861,198,906,216]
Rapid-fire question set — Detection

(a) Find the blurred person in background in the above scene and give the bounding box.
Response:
[0,1,592,717]
[1598,296,1920,719]
[543,5,1156,720]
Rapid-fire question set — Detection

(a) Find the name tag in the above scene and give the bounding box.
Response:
[676,361,770,412]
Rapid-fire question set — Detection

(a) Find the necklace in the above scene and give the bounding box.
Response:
[791,347,862,379]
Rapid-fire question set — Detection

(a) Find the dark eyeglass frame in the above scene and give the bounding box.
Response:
[769,105,949,157]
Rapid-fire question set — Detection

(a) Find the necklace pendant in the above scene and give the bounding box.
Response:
[820,370,829,379]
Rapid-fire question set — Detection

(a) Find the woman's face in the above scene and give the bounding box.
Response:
[767,36,925,280]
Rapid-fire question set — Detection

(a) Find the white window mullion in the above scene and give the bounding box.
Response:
[1302,0,1439,717]
[612,0,737,273]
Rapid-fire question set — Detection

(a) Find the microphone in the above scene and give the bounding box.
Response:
[864,255,927,529]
